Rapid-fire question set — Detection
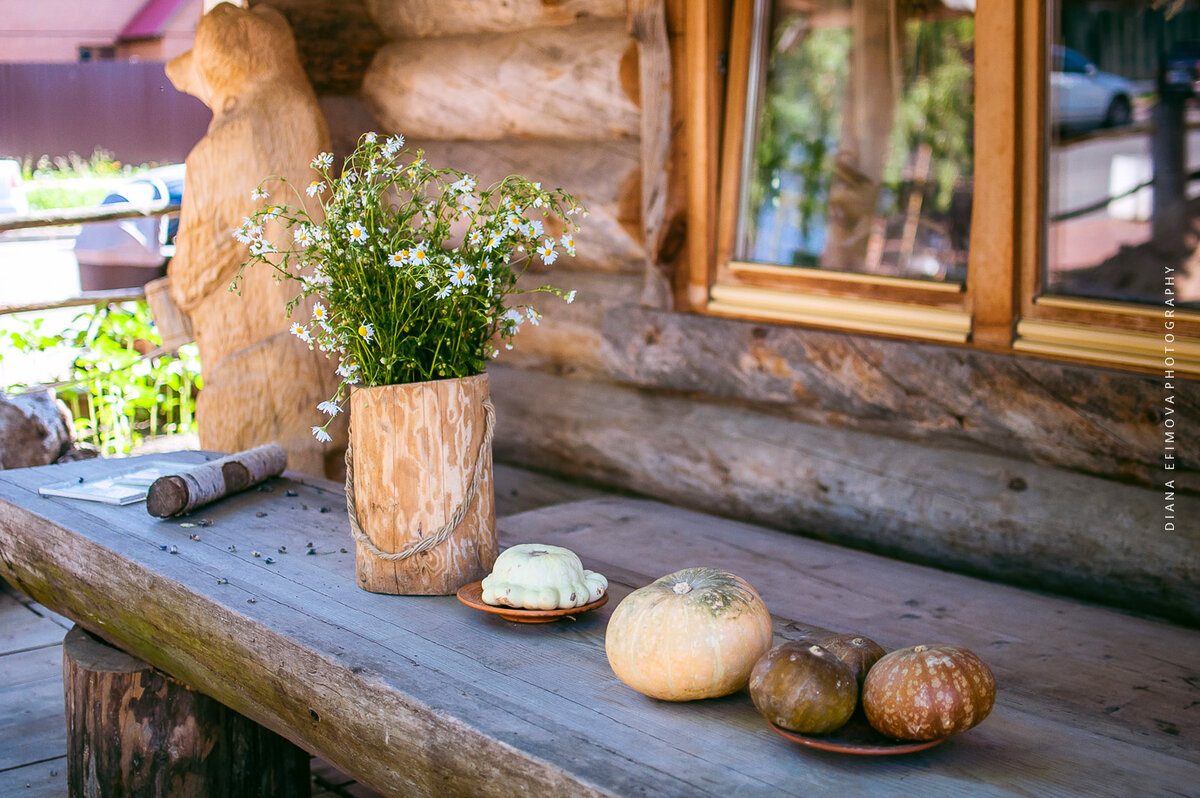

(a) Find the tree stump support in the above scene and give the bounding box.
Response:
[63,625,310,797]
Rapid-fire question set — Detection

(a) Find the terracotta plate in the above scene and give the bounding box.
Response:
[455,580,608,623]
[768,715,946,756]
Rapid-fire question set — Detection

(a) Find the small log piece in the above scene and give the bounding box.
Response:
[63,625,310,798]
[147,444,287,518]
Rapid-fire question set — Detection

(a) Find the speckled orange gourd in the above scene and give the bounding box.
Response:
[862,644,996,740]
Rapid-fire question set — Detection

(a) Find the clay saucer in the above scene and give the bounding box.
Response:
[455,580,608,623]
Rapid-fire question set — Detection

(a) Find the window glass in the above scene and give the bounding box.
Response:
[1045,2,1200,307]
[737,0,975,282]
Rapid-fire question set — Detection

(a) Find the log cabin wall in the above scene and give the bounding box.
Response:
[248,0,1199,625]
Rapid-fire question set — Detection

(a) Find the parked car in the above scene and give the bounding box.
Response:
[73,164,185,291]
[0,159,29,217]
[1050,46,1135,128]
[1164,40,1200,96]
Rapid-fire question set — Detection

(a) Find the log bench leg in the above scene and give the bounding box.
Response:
[63,625,310,797]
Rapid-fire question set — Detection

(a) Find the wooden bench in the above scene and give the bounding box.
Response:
[1,452,1197,796]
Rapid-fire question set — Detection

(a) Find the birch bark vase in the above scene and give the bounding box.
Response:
[349,374,498,594]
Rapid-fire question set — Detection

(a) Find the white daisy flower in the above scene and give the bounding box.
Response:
[532,194,545,208]
[293,226,313,247]
[250,240,276,256]
[467,229,483,248]
[383,135,404,156]
[537,239,558,265]
[411,244,429,266]
[313,152,334,169]
[560,233,576,256]
[415,279,425,289]
[450,176,476,194]
[448,263,471,287]
[364,132,377,143]
[564,289,577,304]
[311,426,333,443]
[311,303,327,321]
[335,360,359,380]
[484,232,504,252]
[435,286,451,300]
[317,401,342,417]
[526,308,542,326]
[346,220,368,243]
[405,160,424,181]
[306,180,326,197]
[357,322,375,342]
[501,308,524,330]
[251,187,268,200]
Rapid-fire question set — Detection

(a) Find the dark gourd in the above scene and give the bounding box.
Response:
[749,642,857,734]
[816,633,886,690]
[862,644,996,740]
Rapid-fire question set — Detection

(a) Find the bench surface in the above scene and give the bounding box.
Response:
[0,452,1197,797]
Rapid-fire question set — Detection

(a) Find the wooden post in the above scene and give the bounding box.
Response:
[350,374,498,595]
[63,625,310,798]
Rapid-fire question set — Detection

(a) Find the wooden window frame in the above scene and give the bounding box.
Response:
[684,0,1200,375]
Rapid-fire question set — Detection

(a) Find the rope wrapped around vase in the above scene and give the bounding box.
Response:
[344,399,496,561]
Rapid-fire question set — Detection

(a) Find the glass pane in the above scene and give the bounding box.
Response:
[1045,2,1200,307]
[737,0,975,283]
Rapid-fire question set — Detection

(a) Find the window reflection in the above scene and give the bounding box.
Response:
[738,0,975,282]
[1046,2,1200,307]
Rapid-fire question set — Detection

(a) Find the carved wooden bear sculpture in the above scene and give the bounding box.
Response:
[166,3,346,477]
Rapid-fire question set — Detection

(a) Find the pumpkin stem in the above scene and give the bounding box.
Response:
[673,581,692,595]
[529,550,548,556]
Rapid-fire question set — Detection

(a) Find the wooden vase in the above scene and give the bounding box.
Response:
[349,373,498,594]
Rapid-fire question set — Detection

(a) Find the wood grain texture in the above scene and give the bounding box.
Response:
[487,364,1200,625]
[251,0,387,95]
[63,625,310,797]
[362,20,640,142]
[364,0,625,39]
[0,454,1198,796]
[600,305,1199,494]
[350,375,498,594]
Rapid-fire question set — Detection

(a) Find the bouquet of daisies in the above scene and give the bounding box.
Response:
[233,132,581,442]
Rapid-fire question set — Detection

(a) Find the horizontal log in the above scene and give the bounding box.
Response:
[362,20,639,141]
[0,201,177,233]
[487,364,1200,625]
[364,0,625,39]
[147,444,288,518]
[496,270,642,378]
[411,138,645,274]
[600,307,1198,494]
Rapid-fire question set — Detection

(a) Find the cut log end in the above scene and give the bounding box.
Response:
[146,475,189,518]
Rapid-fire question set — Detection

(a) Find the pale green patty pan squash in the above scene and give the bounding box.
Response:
[481,543,608,609]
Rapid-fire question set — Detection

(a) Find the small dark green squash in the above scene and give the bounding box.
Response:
[749,642,857,734]
[816,633,886,690]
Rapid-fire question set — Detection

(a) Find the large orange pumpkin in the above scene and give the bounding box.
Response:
[605,567,773,701]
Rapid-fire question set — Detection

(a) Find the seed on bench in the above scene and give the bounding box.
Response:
[319,507,330,514]
[169,545,179,554]
[159,545,168,551]
[227,545,237,552]
[301,504,308,510]
[340,548,348,554]
[198,519,213,527]
[306,548,316,556]
[278,546,287,554]
[190,534,200,541]
[257,484,274,493]
[286,489,298,497]
[252,550,261,558]
[180,522,197,528]
[265,557,276,564]
[216,577,228,585]
[256,512,267,518]
[306,541,314,548]
[247,596,257,603]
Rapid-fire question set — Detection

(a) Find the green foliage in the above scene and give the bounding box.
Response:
[234,133,583,440]
[2,303,202,456]
[22,149,143,211]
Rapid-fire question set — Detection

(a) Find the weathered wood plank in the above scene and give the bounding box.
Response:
[364,0,625,39]
[0,593,68,654]
[0,676,66,772]
[601,305,1199,494]
[0,757,68,797]
[0,646,63,690]
[406,138,645,276]
[492,463,610,517]
[487,365,1200,626]
[1,454,1198,797]
[363,20,640,142]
